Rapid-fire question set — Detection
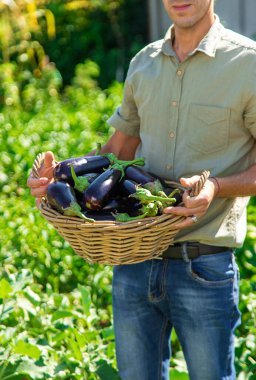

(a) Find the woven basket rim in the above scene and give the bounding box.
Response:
[40,200,184,229]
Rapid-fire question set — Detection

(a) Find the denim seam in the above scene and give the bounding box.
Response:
[148,260,168,302]
[148,260,155,301]
[157,317,169,380]
[186,260,235,287]
[223,270,238,378]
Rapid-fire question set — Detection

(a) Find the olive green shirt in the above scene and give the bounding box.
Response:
[108,16,256,248]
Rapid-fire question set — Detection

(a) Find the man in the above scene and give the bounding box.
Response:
[28,0,256,379]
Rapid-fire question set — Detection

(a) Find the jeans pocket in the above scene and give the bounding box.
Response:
[187,251,236,286]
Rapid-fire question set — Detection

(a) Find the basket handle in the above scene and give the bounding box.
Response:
[189,170,210,196]
[164,170,210,196]
[31,151,59,180]
[31,152,46,179]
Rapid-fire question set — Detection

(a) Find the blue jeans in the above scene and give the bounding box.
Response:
[112,250,241,380]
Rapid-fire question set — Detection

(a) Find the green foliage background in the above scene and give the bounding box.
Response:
[0,1,255,379]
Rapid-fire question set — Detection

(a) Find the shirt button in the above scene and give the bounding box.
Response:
[169,131,175,139]
[166,164,172,170]
[171,101,178,107]
[177,70,183,76]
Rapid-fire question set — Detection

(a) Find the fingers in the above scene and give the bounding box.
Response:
[30,184,50,198]
[44,151,55,168]
[163,205,203,218]
[163,178,217,229]
[27,174,50,197]
[27,176,49,189]
[36,198,42,209]
[27,151,56,198]
[168,216,199,229]
[163,205,201,228]
[27,173,50,198]
[179,175,200,188]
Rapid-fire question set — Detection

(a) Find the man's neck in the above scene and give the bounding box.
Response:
[172,15,215,62]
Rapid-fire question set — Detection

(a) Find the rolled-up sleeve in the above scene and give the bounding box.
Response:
[244,67,256,139]
[107,63,140,137]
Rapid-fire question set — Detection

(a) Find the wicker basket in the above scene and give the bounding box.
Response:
[32,153,209,265]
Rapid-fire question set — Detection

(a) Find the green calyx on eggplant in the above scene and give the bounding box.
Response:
[46,181,94,222]
[130,187,177,205]
[114,187,180,222]
[83,211,116,222]
[114,202,159,222]
[70,165,98,193]
[53,155,110,186]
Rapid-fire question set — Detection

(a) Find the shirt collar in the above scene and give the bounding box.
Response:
[161,15,224,58]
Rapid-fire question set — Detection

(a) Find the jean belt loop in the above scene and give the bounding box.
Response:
[181,243,190,263]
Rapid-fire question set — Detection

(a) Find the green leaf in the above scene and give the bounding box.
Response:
[95,359,120,380]
[0,300,15,321]
[0,359,46,379]
[0,327,16,344]
[51,310,74,322]
[72,327,87,348]
[11,269,33,292]
[0,279,13,299]
[78,284,91,316]
[67,337,83,361]
[23,287,41,306]
[169,369,189,379]
[13,340,41,360]
[101,327,115,341]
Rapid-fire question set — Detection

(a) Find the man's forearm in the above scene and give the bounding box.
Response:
[87,130,141,160]
[213,164,256,197]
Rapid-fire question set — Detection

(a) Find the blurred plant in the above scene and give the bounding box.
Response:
[0,0,55,65]
[0,268,119,379]
[0,0,61,109]
[42,0,147,87]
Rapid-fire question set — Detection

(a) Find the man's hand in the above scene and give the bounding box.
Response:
[27,151,56,207]
[163,175,218,229]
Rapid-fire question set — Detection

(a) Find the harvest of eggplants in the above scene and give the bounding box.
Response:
[46,149,183,222]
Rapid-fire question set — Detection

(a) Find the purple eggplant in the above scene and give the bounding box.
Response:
[101,196,142,213]
[46,181,94,222]
[125,165,163,194]
[83,157,145,211]
[53,155,110,186]
[101,197,125,212]
[118,179,138,197]
[83,168,122,210]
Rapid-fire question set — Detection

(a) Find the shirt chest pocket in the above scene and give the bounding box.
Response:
[187,105,230,154]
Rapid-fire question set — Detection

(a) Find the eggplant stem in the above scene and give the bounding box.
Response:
[114,211,148,222]
[70,165,90,193]
[130,193,176,204]
[63,202,94,222]
[167,188,181,198]
[95,142,102,155]
[103,152,118,165]
[116,157,145,167]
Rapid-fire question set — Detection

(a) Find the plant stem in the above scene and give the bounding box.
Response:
[0,299,5,323]
[0,347,12,380]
